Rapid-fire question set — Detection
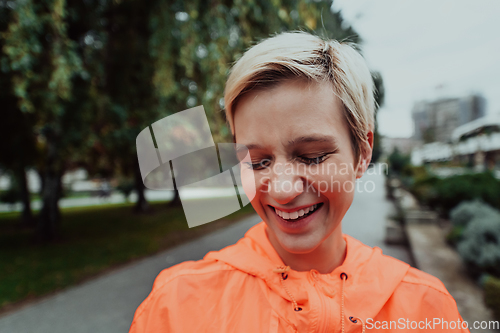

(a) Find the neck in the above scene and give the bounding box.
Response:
[267,227,347,274]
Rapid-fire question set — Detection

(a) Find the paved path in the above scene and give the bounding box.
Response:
[407,223,498,333]
[343,169,413,264]
[0,168,409,333]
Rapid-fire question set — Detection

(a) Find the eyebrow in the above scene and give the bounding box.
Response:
[287,135,338,147]
[235,144,263,155]
[236,135,339,154]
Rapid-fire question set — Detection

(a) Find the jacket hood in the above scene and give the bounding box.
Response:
[205,222,410,324]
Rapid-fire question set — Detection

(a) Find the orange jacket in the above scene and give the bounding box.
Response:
[130,222,469,332]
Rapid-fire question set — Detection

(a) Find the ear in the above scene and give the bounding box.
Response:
[355,131,374,179]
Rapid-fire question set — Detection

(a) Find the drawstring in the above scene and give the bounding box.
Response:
[340,273,365,333]
[273,266,302,311]
[272,267,365,332]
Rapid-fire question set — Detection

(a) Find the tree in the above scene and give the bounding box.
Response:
[371,71,385,164]
[313,3,385,164]
[85,0,160,213]
[0,1,38,227]
[388,147,410,176]
[1,0,383,239]
[2,0,96,241]
[314,1,361,43]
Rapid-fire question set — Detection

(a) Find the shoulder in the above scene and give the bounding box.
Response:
[394,266,461,316]
[373,248,454,301]
[371,253,463,321]
[400,266,451,296]
[345,235,452,298]
[138,257,242,306]
[130,258,251,329]
[151,257,236,289]
[129,258,271,332]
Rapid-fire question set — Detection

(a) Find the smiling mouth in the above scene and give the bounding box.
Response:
[270,203,324,222]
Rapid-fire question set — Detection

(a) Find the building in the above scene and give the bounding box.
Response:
[412,94,486,143]
[411,114,500,172]
[381,136,417,156]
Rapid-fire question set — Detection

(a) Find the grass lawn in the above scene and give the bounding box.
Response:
[0,200,256,312]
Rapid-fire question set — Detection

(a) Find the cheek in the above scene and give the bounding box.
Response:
[239,168,265,216]
[307,161,357,198]
[240,166,258,202]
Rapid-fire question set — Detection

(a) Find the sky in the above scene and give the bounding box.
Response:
[331,0,500,138]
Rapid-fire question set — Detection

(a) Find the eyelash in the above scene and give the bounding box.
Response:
[245,159,271,170]
[245,153,333,170]
[297,154,331,165]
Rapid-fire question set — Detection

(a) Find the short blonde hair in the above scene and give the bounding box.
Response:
[224,31,375,162]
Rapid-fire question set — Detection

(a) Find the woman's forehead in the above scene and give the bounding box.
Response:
[233,80,349,147]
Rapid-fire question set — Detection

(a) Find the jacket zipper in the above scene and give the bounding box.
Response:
[313,281,335,333]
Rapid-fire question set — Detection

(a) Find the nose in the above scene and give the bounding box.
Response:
[267,163,304,205]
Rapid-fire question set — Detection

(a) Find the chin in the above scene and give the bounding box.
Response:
[273,227,326,254]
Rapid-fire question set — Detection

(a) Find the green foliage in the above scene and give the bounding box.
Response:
[446,225,465,247]
[450,200,499,228]
[409,173,440,207]
[387,147,411,176]
[1,0,378,238]
[313,2,360,43]
[370,72,385,164]
[1,0,108,238]
[484,275,500,320]
[0,2,38,173]
[3,0,84,112]
[147,0,352,144]
[410,172,500,217]
[116,178,134,201]
[457,213,500,278]
[0,201,255,309]
[403,165,428,179]
[448,200,500,246]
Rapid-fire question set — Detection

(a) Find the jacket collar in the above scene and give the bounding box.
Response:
[205,221,410,320]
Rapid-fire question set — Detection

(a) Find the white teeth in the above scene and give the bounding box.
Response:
[275,204,320,220]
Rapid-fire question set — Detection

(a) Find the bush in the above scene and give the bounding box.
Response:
[484,276,500,320]
[448,200,500,246]
[387,148,411,176]
[450,200,500,228]
[457,213,500,278]
[402,165,429,180]
[410,172,500,217]
[116,178,134,201]
[446,225,465,247]
[0,188,21,205]
[408,174,440,208]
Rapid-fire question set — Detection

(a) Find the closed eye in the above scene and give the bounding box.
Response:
[297,152,335,165]
[244,158,272,170]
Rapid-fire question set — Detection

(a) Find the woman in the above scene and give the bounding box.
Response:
[130,32,468,333]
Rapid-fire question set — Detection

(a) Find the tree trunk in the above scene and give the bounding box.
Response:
[168,189,182,207]
[38,169,62,241]
[16,168,34,227]
[133,161,149,213]
[37,139,62,242]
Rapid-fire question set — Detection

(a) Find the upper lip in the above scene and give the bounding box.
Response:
[268,203,323,213]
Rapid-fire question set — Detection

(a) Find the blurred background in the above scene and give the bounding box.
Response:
[0,0,499,332]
